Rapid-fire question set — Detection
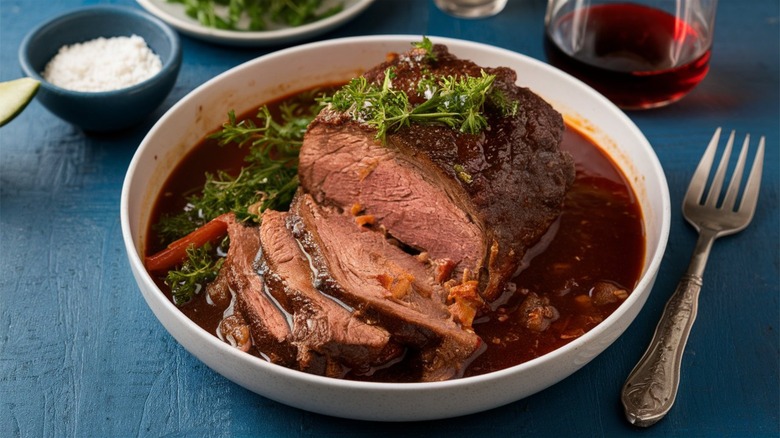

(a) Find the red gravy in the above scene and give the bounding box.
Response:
[147,91,644,381]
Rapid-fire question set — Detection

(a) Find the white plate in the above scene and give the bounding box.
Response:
[121,35,671,421]
[135,0,374,46]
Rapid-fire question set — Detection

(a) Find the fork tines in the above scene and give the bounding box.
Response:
[688,127,766,212]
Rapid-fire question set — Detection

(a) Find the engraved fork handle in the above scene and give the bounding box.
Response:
[620,228,716,427]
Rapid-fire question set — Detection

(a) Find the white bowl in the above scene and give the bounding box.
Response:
[121,35,671,421]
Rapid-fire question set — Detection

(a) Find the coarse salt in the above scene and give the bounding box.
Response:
[42,35,162,92]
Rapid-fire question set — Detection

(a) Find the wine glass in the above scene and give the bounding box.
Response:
[545,0,718,110]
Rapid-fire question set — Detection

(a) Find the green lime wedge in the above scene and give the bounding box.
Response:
[0,78,40,127]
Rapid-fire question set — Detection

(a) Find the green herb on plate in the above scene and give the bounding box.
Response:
[166,0,344,31]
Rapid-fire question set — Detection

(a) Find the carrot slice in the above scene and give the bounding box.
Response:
[145,216,229,272]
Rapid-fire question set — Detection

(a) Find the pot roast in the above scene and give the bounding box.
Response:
[205,42,575,381]
[299,43,575,302]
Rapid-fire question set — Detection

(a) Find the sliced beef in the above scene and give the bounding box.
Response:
[288,193,484,381]
[257,209,400,375]
[298,117,484,284]
[299,43,575,301]
[207,214,297,367]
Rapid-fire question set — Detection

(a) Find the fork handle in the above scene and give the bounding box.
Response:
[620,274,702,427]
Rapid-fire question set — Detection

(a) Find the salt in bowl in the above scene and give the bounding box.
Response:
[19,5,181,132]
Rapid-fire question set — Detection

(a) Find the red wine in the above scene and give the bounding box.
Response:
[545,3,711,109]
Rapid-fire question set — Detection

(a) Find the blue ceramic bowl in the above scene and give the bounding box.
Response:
[19,5,181,132]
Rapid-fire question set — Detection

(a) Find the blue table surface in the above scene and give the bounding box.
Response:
[1,0,778,436]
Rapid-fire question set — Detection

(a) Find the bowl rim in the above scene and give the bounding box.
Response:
[121,35,671,394]
[18,4,182,97]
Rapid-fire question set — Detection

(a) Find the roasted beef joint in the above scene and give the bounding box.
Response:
[204,42,574,381]
[299,43,575,302]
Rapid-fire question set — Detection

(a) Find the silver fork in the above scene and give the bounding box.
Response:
[620,128,766,427]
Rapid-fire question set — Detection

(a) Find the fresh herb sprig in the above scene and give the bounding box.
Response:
[322,68,518,141]
[166,0,343,31]
[166,242,225,305]
[207,100,315,216]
